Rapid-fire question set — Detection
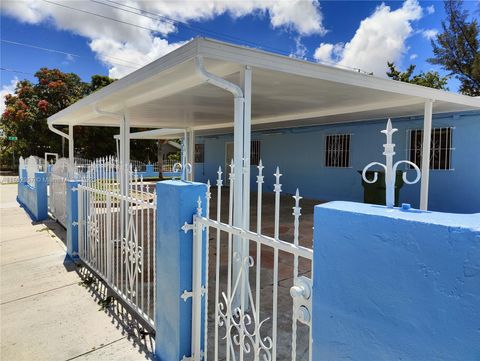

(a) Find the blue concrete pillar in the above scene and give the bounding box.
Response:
[66,180,80,258]
[34,171,48,221]
[155,180,207,361]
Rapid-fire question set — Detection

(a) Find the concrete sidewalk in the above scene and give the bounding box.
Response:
[0,184,154,361]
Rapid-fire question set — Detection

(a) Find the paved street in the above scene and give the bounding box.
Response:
[0,183,153,361]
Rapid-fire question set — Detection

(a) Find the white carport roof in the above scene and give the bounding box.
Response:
[48,37,480,135]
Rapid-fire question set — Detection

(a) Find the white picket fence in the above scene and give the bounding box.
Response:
[189,160,314,361]
[153,159,179,172]
[77,157,157,326]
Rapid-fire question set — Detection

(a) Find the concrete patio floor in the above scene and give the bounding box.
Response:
[0,183,154,361]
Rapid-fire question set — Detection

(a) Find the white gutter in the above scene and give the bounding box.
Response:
[47,119,73,175]
[195,56,243,98]
[195,55,249,314]
[48,119,70,140]
[168,141,181,150]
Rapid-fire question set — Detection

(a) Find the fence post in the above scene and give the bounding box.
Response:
[155,180,207,361]
[66,180,80,259]
[145,163,155,177]
[34,171,48,221]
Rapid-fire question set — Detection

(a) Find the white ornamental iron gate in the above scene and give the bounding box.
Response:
[49,158,73,227]
[188,159,314,361]
[77,157,157,326]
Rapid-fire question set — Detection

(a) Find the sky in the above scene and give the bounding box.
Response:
[1,0,479,114]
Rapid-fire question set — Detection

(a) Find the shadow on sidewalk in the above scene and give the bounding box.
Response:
[74,263,156,360]
[37,214,155,359]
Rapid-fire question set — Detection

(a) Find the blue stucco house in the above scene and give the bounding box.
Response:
[194,110,480,214]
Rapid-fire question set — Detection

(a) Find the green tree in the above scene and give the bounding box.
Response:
[428,0,480,96]
[386,62,449,90]
[0,68,119,166]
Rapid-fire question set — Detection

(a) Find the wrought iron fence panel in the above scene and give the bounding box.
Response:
[190,160,314,361]
[78,157,156,327]
[48,158,72,227]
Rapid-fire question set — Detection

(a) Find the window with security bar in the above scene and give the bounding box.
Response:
[324,134,351,167]
[195,144,204,163]
[251,140,261,166]
[408,127,453,170]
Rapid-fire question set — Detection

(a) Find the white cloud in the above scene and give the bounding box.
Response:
[1,0,325,78]
[313,0,423,76]
[0,77,18,115]
[313,42,343,64]
[421,28,438,40]
[426,5,435,14]
[291,37,308,59]
[410,53,418,60]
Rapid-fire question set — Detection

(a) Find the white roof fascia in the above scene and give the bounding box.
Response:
[48,39,200,125]
[48,37,480,127]
[197,38,480,108]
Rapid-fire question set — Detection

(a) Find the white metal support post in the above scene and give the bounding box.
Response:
[119,112,130,240]
[235,66,252,309]
[120,113,130,196]
[69,124,74,178]
[188,128,195,181]
[420,100,433,210]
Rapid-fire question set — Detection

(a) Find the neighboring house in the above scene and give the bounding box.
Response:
[194,110,480,214]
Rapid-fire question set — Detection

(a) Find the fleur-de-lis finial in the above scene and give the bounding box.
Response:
[292,188,302,218]
[197,196,202,216]
[257,159,264,184]
[274,166,282,193]
[216,166,223,188]
[362,118,421,208]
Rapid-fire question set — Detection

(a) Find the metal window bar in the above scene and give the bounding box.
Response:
[408,128,453,170]
[251,140,261,166]
[325,134,351,168]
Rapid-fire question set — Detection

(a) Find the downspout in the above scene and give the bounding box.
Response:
[48,119,73,176]
[195,56,243,98]
[195,55,248,318]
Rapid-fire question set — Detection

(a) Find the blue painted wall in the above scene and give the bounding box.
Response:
[312,201,480,359]
[194,111,480,214]
[17,170,48,221]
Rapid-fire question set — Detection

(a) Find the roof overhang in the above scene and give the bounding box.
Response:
[48,37,480,134]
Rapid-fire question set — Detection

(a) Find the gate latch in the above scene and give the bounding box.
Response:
[290,276,312,326]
